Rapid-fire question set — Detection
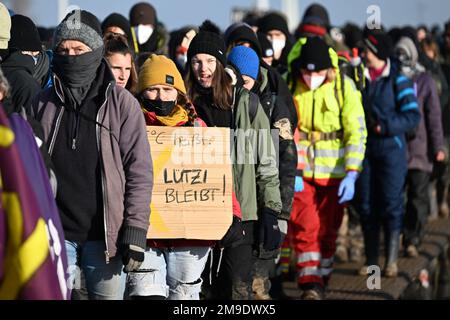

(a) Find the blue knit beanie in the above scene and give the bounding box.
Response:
[227,45,259,80]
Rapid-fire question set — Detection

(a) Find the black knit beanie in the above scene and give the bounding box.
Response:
[102,13,132,40]
[298,36,332,71]
[188,20,226,66]
[53,10,103,51]
[364,29,392,61]
[301,3,330,29]
[9,14,42,51]
[129,2,157,27]
[225,23,262,57]
[257,12,290,37]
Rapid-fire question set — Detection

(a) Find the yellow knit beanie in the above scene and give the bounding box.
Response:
[138,54,187,95]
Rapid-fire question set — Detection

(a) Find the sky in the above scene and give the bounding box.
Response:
[4,0,450,33]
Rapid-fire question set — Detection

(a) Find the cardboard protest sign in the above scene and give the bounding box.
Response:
[146,126,233,240]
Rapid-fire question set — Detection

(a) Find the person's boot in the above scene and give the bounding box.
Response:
[269,273,292,300]
[403,233,420,258]
[405,244,419,258]
[439,203,450,218]
[252,276,272,300]
[429,182,439,222]
[437,176,450,218]
[300,283,324,300]
[384,230,401,277]
[232,279,251,300]
[335,244,349,263]
[358,229,380,276]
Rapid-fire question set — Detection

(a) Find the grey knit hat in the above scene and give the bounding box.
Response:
[53,10,103,51]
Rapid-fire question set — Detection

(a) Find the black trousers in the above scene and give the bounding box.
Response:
[202,221,255,300]
[404,170,431,246]
[432,161,450,208]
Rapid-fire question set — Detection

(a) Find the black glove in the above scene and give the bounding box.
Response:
[121,244,145,273]
[218,216,245,248]
[258,208,282,251]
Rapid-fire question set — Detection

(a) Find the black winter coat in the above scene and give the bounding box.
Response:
[1,50,41,115]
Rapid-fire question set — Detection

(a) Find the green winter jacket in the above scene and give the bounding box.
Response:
[232,86,282,221]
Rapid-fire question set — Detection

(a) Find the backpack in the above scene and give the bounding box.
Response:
[335,53,366,128]
[337,49,366,92]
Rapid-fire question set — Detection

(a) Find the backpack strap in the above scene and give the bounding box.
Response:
[334,68,345,110]
[248,91,259,124]
[334,68,346,130]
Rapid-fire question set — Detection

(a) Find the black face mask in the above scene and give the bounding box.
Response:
[142,98,176,117]
[52,47,103,88]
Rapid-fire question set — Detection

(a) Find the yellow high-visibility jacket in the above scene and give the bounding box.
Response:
[287,38,367,186]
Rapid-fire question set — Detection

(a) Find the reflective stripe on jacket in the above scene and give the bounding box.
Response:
[288,38,367,186]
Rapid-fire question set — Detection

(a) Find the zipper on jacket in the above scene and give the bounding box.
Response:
[96,82,112,263]
[71,112,80,150]
[48,107,65,156]
[49,74,67,156]
[231,87,237,161]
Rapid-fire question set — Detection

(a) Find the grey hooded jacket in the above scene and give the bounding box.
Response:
[32,70,153,260]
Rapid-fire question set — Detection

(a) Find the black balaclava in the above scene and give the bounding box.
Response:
[52,10,104,108]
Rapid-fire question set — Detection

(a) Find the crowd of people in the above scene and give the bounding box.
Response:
[1,1,450,300]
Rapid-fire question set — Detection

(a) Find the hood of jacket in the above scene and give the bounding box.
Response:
[1,50,35,75]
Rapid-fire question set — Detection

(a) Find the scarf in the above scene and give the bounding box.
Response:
[33,50,50,88]
[142,104,189,127]
[52,47,104,108]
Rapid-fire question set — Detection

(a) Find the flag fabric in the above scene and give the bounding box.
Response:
[0,106,69,300]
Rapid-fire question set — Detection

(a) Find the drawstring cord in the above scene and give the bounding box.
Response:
[209,248,214,285]
[216,247,225,278]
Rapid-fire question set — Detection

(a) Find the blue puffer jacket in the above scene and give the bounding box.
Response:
[363,59,421,149]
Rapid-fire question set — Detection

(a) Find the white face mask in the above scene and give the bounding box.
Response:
[271,38,286,60]
[302,74,326,90]
[135,25,154,45]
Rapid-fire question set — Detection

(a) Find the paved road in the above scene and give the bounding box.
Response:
[281,218,450,300]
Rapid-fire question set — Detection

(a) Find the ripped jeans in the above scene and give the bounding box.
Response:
[126,246,211,300]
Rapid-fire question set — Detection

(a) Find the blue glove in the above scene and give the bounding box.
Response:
[338,171,358,204]
[294,176,304,193]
